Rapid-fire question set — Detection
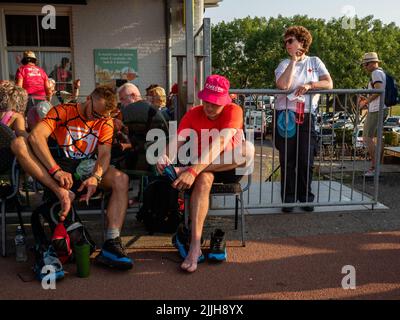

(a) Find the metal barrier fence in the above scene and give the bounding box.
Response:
[210,89,386,211]
[24,89,386,212]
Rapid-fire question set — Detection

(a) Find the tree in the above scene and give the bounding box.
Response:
[212,15,400,90]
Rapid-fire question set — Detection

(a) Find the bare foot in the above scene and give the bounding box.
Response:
[56,189,75,221]
[181,250,203,273]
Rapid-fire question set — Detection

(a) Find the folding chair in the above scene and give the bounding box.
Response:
[184,174,251,247]
[0,123,25,257]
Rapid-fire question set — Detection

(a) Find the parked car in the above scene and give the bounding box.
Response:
[245,109,267,138]
[319,126,336,145]
[383,126,400,133]
[384,116,400,128]
[333,120,354,130]
[353,126,365,149]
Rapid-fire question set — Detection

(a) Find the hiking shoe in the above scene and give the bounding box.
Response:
[95,237,133,270]
[172,223,190,259]
[208,229,227,262]
[172,223,205,262]
[33,244,65,281]
[301,206,315,212]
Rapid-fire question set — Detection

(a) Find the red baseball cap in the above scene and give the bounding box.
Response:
[198,74,232,106]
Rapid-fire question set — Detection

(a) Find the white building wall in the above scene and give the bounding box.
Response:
[170,0,205,87]
[72,0,166,96]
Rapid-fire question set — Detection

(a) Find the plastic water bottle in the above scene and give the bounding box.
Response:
[15,226,27,262]
[74,159,96,181]
[295,101,305,125]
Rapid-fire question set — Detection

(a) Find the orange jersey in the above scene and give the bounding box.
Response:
[42,103,114,159]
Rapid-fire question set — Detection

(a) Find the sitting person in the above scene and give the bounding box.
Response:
[0,81,28,137]
[26,100,52,131]
[11,85,133,270]
[117,83,168,171]
[146,85,172,121]
[49,78,81,106]
[156,75,254,273]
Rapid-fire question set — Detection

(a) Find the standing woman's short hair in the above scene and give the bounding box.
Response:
[284,26,313,54]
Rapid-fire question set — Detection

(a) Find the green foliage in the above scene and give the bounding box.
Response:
[334,128,354,145]
[390,105,400,116]
[384,131,400,146]
[212,15,400,89]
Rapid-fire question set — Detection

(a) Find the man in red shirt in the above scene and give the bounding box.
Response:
[156,75,254,273]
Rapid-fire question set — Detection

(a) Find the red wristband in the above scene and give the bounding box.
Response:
[48,164,61,176]
[187,167,198,178]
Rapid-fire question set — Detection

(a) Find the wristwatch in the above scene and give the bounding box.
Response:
[91,173,102,184]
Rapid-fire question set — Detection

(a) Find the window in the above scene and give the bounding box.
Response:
[5,14,72,91]
[6,15,70,47]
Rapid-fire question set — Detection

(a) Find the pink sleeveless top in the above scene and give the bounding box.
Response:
[0,111,15,126]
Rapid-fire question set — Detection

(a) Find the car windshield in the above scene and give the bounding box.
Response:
[322,128,333,135]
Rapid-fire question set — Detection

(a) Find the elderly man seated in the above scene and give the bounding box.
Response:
[117,83,168,171]
[11,85,133,270]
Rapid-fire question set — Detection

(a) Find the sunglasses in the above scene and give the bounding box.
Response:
[284,38,296,46]
[91,98,111,119]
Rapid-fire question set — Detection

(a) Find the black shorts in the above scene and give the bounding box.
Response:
[213,169,243,184]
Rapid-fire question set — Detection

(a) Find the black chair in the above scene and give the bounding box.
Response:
[0,123,25,257]
[184,175,251,247]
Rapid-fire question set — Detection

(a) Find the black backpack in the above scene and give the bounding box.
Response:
[31,200,96,260]
[137,178,183,235]
[385,73,399,107]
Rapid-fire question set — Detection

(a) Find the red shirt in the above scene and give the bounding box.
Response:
[15,64,48,99]
[177,103,244,156]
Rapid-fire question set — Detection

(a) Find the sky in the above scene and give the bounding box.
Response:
[204,0,400,26]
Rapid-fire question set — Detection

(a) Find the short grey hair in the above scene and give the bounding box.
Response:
[117,83,140,95]
[0,81,28,113]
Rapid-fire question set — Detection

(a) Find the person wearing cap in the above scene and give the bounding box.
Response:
[275,26,333,212]
[156,74,255,273]
[359,52,388,178]
[15,51,52,108]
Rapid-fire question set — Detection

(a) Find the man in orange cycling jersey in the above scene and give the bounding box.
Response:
[11,86,132,270]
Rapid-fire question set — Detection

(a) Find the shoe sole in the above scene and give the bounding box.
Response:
[208,251,227,262]
[95,253,133,270]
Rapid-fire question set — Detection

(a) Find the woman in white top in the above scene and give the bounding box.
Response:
[275,26,333,212]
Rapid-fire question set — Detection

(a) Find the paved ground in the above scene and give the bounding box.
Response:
[1,169,400,300]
